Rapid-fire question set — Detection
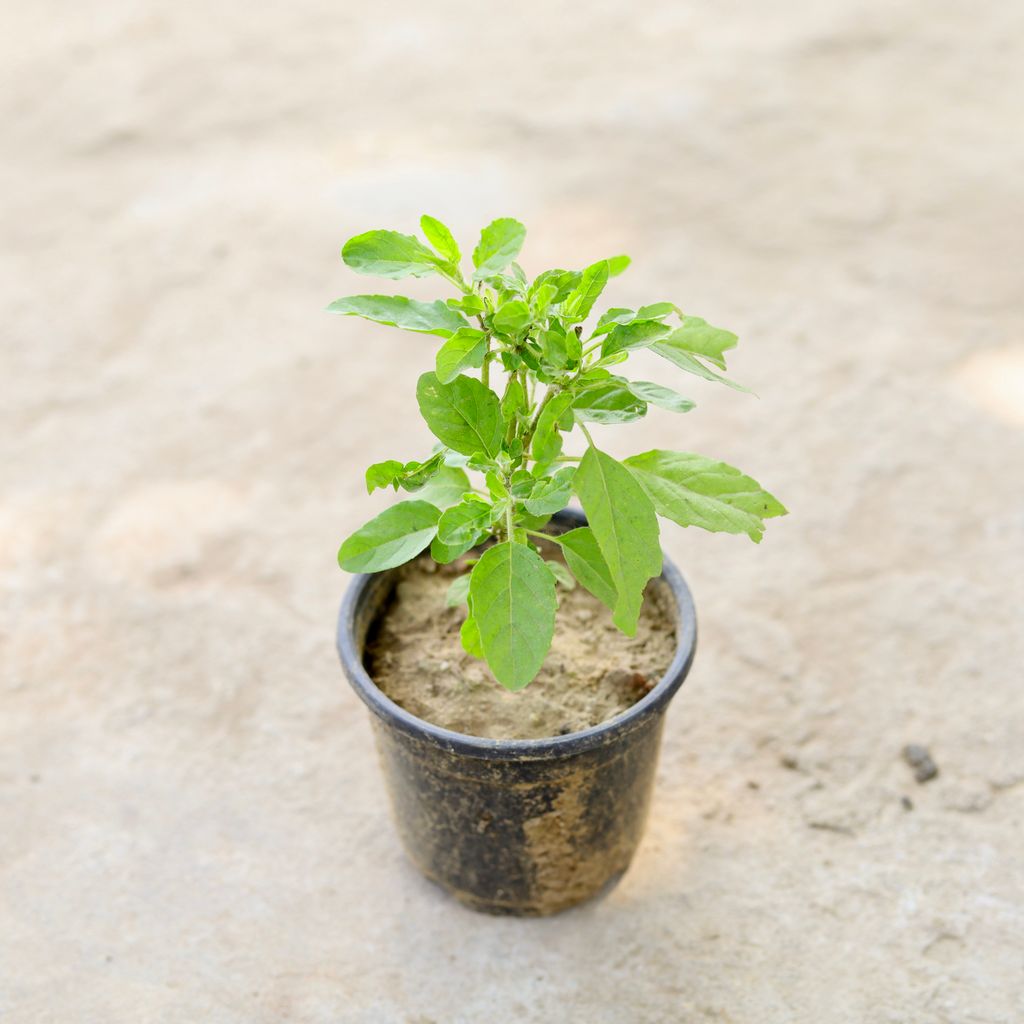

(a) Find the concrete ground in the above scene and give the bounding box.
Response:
[2,1,1023,1021]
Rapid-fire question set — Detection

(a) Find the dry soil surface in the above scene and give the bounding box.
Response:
[2,2,1023,1022]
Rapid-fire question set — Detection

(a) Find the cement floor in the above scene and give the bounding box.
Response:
[2,2,1022,1021]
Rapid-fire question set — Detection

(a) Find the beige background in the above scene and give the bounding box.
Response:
[3,1,1023,1021]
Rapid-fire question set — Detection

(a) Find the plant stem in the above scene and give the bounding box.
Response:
[525,528,564,545]
[578,421,596,448]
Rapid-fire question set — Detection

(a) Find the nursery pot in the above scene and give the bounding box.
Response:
[336,509,697,916]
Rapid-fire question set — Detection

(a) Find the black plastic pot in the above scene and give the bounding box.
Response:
[336,509,697,916]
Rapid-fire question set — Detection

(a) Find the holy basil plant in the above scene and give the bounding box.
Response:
[333,217,786,690]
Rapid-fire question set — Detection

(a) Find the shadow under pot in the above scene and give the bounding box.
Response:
[336,509,698,916]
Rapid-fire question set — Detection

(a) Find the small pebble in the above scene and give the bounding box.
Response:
[902,744,939,784]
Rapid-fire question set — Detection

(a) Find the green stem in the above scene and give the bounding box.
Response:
[578,421,596,448]
[525,529,564,545]
[505,497,515,544]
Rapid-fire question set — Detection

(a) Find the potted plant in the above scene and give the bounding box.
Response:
[332,216,786,915]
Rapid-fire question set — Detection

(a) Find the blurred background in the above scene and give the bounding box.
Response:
[2,1,1022,1021]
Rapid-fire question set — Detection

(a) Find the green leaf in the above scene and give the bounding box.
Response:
[469,542,557,690]
[460,612,484,658]
[591,307,635,337]
[546,560,576,589]
[365,454,448,494]
[623,450,787,543]
[563,261,610,322]
[416,371,503,458]
[573,380,647,425]
[446,574,471,607]
[558,527,617,612]
[637,301,681,320]
[530,391,574,464]
[437,496,493,549]
[338,501,441,573]
[607,254,631,277]
[660,317,737,369]
[420,214,460,264]
[415,466,471,509]
[435,328,488,383]
[365,459,406,493]
[398,451,445,490]
[328,295,467,337]
[651,340,751,392]
[650,317,749,392]
[601,318,672,358]
[431,529,488,565]
[448,293,487,316]
[574,447,661,634]
[491,299,532,334]
[622,380,695,414]
[501,378,526,423]
[341,230,440,279]
[523,466,575,515]
[537,323,569,369]
[472,218,526,279]
[532,268,581,303]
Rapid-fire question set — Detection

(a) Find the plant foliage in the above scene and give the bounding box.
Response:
[333,216,786,689]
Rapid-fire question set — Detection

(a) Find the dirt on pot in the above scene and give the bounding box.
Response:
[364,548,678,740]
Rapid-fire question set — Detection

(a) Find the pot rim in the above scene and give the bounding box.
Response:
[336,508,697,761]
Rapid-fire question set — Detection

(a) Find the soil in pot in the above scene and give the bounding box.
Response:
[364,543,677,741]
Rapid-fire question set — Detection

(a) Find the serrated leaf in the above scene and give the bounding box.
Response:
[530,391,574,464]
[415,466,471,509]
[558,527,617,612]
[472,218,526,278]
[469,542,556,690]
[601,318,672,358]
[416,371,503,458]
[420,214,460,264]
[523,466,575,515]
[338,501,440,572]
[563,261,610,322]
[328,295,467,337]
[574,447,661,634]
[446,574,471,607]
[341,231,440,279]
[572,380,647,425]
[622,380,695,414]
[435,328,488,383]
[623,450,787,543]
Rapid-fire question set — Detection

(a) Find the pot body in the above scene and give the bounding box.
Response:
[337,511,697,916]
